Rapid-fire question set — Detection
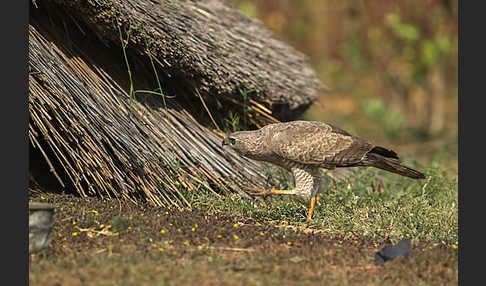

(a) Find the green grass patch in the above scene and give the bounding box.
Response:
[187,165,457,245]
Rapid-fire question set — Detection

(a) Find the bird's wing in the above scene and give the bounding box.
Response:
[268,121,372,166]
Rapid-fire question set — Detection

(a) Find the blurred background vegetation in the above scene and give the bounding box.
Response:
[228,0,458,176]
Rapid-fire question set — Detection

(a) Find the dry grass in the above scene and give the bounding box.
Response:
[28,17,287,208]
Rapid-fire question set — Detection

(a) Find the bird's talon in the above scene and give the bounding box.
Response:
[245,187,271,198]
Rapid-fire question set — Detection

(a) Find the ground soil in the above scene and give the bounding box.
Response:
[29,191,458,285]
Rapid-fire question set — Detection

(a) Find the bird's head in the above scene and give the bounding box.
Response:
[222,130,262,158]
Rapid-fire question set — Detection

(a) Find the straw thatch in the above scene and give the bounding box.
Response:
[44,0,324,119]
[28,0,324,207]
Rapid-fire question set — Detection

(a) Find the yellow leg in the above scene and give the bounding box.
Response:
[269,189,296,195]
[306,195,317,222]
[246,187,296,197]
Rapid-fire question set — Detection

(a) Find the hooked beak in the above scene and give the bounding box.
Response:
[221,131,231,147]
[221,137,229,147]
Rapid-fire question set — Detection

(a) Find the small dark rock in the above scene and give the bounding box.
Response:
[374,239,411,265]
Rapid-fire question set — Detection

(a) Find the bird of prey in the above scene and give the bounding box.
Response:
[222,120,425,222]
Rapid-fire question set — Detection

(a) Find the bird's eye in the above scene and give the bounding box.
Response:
[229,137,236,145]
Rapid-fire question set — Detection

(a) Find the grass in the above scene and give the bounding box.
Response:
[29,163,457,285]
[115,15,135,114]
[187,164,457,245]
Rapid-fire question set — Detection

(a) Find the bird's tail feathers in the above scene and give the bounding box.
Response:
[364,153,425,179]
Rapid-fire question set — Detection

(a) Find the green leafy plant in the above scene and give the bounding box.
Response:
[238,87,255,127]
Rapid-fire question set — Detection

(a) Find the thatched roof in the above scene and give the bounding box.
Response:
[28,0,324,207]
[45,0,324,119]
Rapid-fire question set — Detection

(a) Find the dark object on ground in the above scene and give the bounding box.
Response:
[29,202,55,253]
[375,239,411,265]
